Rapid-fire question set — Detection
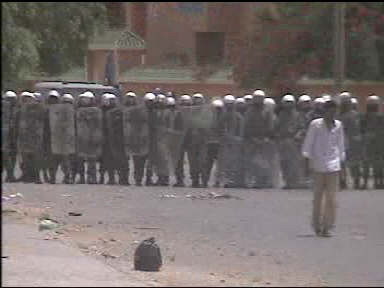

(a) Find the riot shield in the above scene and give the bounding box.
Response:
[180,105,214,129]
[218,134,243,186]
[156,127,185,177]
[106,107,125,159]
[244,140,273,188]
[76,107,102,158]
[122,105,149,156]
[49,104,75,155]
[18,103,45,153]
[2,100,11,153]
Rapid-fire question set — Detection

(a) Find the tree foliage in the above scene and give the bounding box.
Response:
[233,3,384,95]
[2,2,107,89]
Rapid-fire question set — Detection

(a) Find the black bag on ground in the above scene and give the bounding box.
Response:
[134,237,162,271]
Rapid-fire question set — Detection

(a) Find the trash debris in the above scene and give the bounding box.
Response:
[61,194,72,197]
[134,227,161,230]
[220,279,226,283]
[9,193,24,199]
[2,208,18,215]
[2,196,10,201]
[39,219,59,231]
[134,237,162,272]
[2,256,9,259]
[248,251,256,257]
[68,212,82,216]
[38,213,51,220]
[208,192,242,200]
[101,252,117,259]
[98,221,103,224]
[186,192,242,200]
[160,194,178,199]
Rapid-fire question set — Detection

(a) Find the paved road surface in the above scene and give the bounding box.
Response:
[2,182,384,286]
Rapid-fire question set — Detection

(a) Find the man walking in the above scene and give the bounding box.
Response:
[302,98,345,237]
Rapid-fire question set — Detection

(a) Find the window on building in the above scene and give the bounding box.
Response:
[195,32,225,65]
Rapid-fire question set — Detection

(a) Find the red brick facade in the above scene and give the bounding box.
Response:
[87,49,146,83]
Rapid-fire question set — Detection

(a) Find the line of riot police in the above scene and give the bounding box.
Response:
[2,89,383,189]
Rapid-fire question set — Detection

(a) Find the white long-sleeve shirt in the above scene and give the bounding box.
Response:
[302,118,346,173]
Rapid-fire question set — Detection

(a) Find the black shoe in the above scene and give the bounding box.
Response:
[5,176,17,183]
[321,230,332,237]
[135,182,142,186]
[87,177,97,184]
[49,178,56,184]
[77,176,85,184]
[173,182,185,187]
[43,173,50,183]
[191,182,201,188]
[145,180,155,186]
[35,178,43,184]
[118,180,129,186]
[23,177,34,183]
[15,176,25,183]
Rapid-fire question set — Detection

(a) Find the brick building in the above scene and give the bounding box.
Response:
[87,2,267,84]
[82,2,384,105]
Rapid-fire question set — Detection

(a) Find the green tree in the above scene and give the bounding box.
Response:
[2,2,107,89]
[233,2,384,93]
[2,3,40,89]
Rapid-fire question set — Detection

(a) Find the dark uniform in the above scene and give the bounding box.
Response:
[275,105,306,189]
[2,98,18,182]
[243,102,274,188]
[218,104,245,188]
[74,97,101,184]
[43,96,62,184]
[338,105,362,189]
[99,103,117,185]
[202,105,224,187]
[361,103,384,189]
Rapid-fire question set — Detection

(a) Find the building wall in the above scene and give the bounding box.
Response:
[87,49,146,82]
[146,2,208,66]
[144,2,260,66]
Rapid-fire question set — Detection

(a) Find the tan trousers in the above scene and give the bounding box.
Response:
[312,171,339,232]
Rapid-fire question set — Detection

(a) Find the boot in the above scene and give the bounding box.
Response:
[63,174,70,184]
[173,178,185,187]
[191,178,200,188]
[108,172,117,185]
[77,174,85,184]
[99,173,105,184]
[49,176,56,184]
[43,170,50,183]
[145,178,154,186]
[34,170,43,184]
[15,175,25,182]
[5,174,17,183]
[156,176,169,186]
[87,175,97,184]
[353,179,360,190]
